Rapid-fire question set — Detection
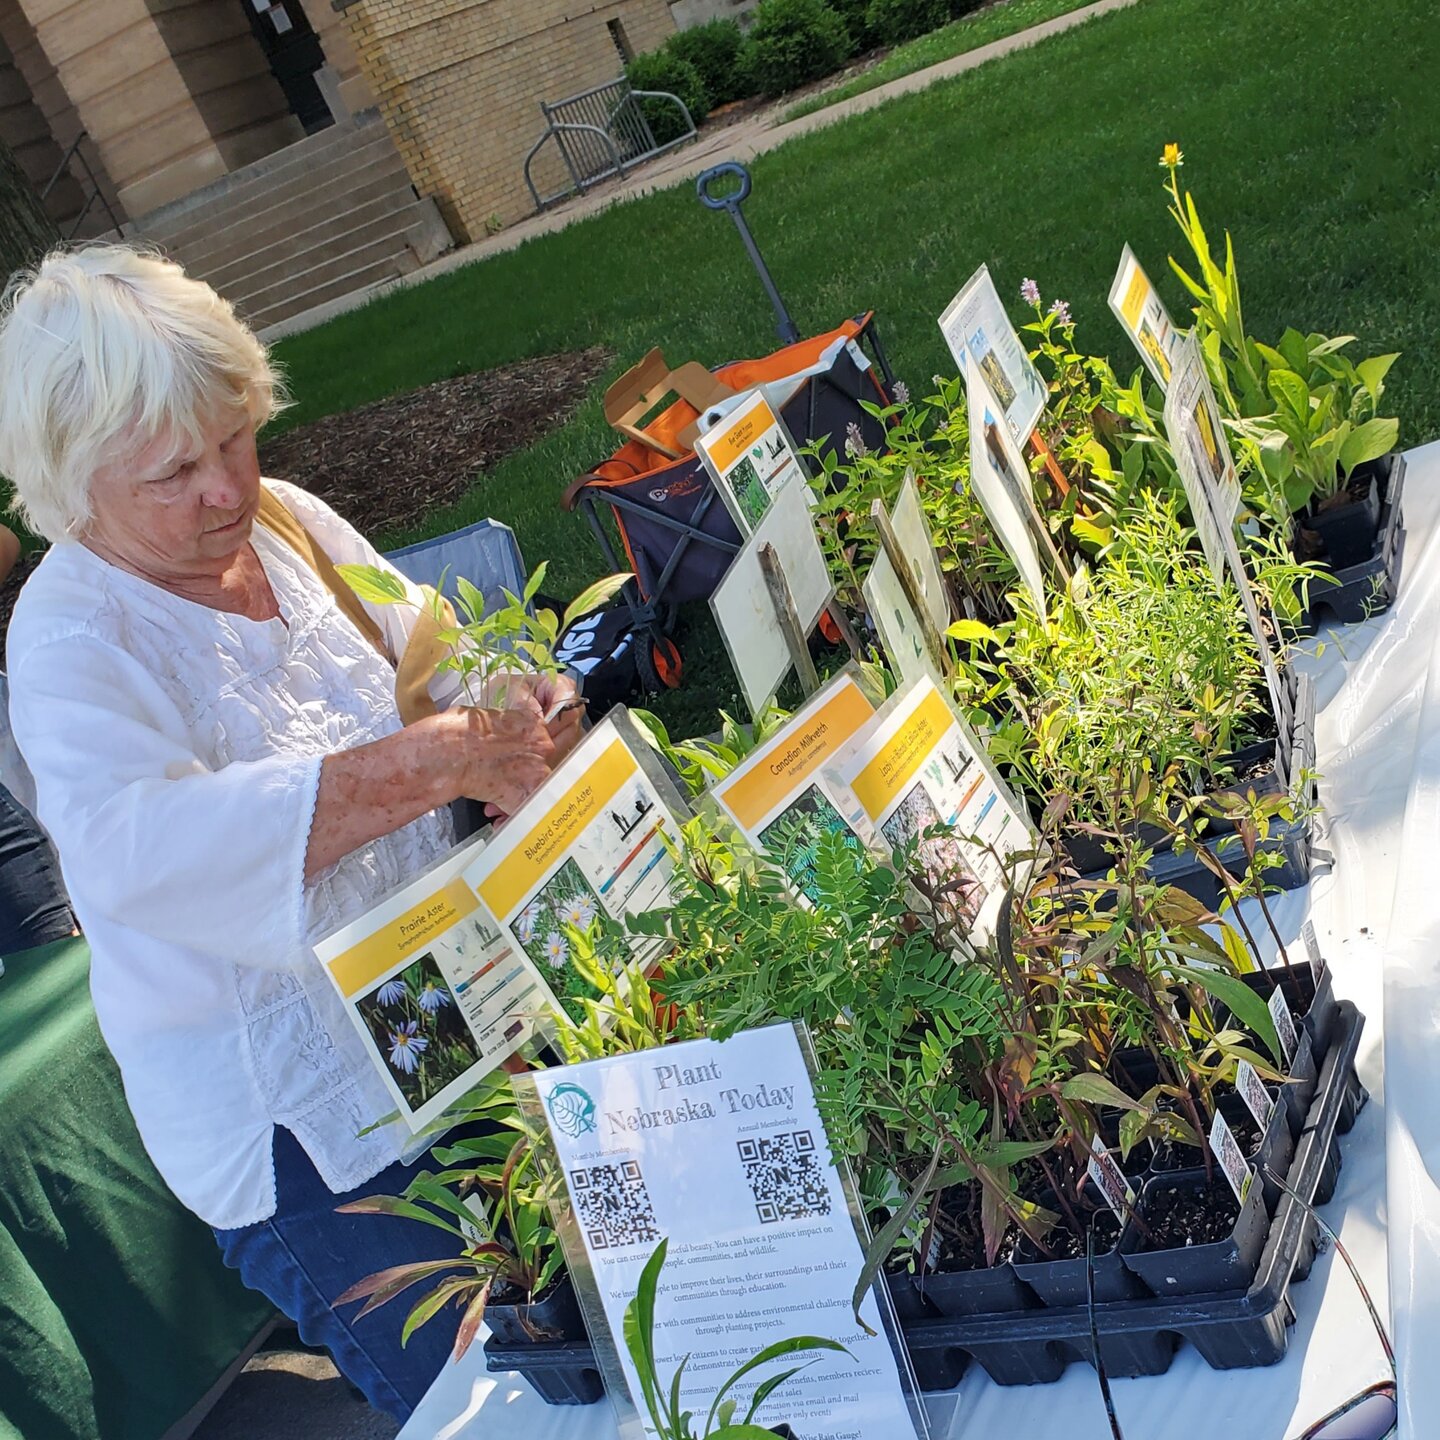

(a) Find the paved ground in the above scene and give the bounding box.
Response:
[258,0,1140,344]
[190,1349,399,1440]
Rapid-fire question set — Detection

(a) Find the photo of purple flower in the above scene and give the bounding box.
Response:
[355,951,480,1111]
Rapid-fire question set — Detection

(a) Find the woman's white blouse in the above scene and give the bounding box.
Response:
[6,481,456,1230]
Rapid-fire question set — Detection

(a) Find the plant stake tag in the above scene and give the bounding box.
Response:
[1087,1133,1136,1220]
[1301,920,1325,985]
[1208,1107,1253,1206]
[1234,1060,1274,1130]
[1268,986,1298,1067]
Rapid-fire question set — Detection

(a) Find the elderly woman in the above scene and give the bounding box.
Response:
[0,245,582,1420]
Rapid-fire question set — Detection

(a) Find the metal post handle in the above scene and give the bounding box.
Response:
[695,162,799,346]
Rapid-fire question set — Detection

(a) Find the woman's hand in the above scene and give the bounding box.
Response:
[444,706,555,816]
[304,708,554,880]
[485,670,586,763]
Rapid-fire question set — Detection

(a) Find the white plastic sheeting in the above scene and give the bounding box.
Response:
[403,443,1439,1440]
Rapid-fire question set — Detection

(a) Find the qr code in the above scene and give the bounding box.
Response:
[569,1160,660,1250]
[737,1130,832,1224]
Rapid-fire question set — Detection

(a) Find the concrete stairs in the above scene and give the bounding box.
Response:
[127,112,453,332]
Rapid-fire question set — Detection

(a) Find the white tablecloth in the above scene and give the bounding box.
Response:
[403,442,1440,1440]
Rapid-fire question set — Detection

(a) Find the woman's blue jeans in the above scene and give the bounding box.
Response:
[213,1125,469,1423]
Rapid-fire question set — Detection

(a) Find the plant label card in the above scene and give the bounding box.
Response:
[695,389,805,534]
[863,547,944,690]
[1209,1107,1253,1206]
[1164,334,1293,743]
[827,676,1033,943]
[461,713,689,1023]
[711,477,834,716]
[1302,919,1325,983]
[966,354,1050,618]
[890,469,951,634]
[938,263,1048,442]
[1235,1060,1275,1129]
[514,1022,928,1440]
[1268,986,1299,1066]
[1109,244,1182,391]
[710,670,879,904]
[1087,1133,1137,1219]
[314,840,564,1130]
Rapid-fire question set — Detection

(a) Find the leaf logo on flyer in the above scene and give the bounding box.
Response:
[547,1081,598,1139]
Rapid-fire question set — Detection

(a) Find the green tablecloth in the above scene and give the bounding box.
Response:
[0,937,273,1440]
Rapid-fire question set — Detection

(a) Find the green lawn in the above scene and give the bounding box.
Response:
[270,0,1438,735]
[783,0,1101,123]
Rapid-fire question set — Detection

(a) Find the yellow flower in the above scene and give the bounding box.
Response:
[1160,143,1184,169]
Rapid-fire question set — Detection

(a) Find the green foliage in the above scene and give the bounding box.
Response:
[335,560,629,705]
[666,20,754,107]
[334,1073,565,1359]
[626,51,710,143]
[864,0,950,47]
[624,1239,850,1439]
[740,0,852,95]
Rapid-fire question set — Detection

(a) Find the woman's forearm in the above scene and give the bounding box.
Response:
[306,718,460,880]
[304,709,556,880]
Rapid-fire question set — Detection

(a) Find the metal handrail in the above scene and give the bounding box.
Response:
[523,83,696,212]
[41,131,121,240]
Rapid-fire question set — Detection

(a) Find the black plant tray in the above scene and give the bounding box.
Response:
[892,999,1367,1387]
[1295,452,1406,633]
[484,1001,1368,1402]
[1075,673,1318,911]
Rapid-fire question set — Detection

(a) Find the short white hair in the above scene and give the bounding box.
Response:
[0,244,287,542]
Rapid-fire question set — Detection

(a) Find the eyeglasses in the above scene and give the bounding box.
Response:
[1081,1167,1396,1440]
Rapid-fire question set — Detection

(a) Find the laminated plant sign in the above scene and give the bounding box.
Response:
[710,476,834,716]
[888,469,951,634]
[1268,986,1299,1065]
[710,669,879,903]
[695,389,805,533]
[826,675,1033,942]
[965,354,1051,617]
[1235,1060,1275,1129]
[1164,334,1294,743]
[512,1022,929,1440]
[1108,244,1182,390]
[313,840,565,1130]
[463,712,691,1024]
[863,548,943,690]
[1087,1133,1136,1219]
[938,262,1048,441]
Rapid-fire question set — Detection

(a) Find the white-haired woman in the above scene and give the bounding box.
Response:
[0,245,582,1420]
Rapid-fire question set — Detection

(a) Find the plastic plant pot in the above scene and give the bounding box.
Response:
[917,1256,1037,1318]
[1011,1204,1148,1307]
[884,1268,969,1390]
[1302,475,1381,570]
[485,1273,588,1346]
[1121,1168,1270,1298]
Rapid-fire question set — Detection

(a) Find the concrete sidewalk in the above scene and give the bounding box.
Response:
[258,0,1140,343]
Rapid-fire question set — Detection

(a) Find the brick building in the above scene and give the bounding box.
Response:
[0,0,677,327]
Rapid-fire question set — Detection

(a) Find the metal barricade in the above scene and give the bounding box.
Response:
[523,77,695,211]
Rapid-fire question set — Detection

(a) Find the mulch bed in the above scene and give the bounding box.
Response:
[0,347,612,636]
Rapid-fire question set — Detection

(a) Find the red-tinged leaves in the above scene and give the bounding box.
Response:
[334,1257,470,1316]
[452,1277,495,1360]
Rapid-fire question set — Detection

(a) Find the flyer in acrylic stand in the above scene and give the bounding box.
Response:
[462,712,691,1016]
[965,354,1051,617]
[1162,334,1293,746]
[314,838,565,1131]
[710,476,834,716]
[938,262,1048,442]
[513,1022,928,1440]
[863,550,943,690]
[710,668,878,902]
[827,675,1033,942]
[1108,244,1182,390]
[695,389,806,533]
